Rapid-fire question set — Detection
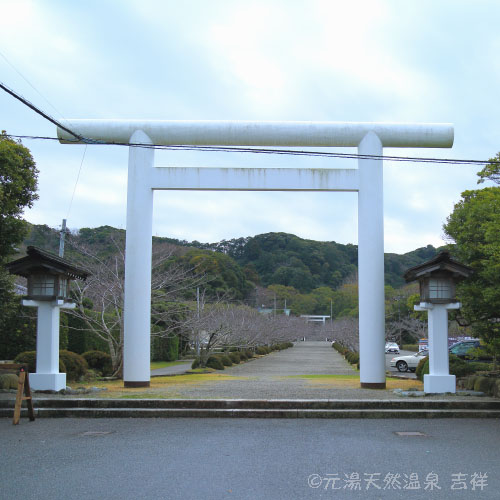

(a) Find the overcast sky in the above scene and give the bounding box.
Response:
[1,0,499,253]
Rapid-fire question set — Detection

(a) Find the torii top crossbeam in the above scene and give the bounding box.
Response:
[57,120,453,148]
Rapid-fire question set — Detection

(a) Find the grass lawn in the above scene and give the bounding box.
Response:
[150,360,191,370]
[283,374,423,390]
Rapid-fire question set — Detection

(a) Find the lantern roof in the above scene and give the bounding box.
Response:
[403,250,473,284]
[5,246,89,281]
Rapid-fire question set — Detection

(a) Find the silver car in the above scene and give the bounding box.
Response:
[385,342,400,354]
[390,351,428,372]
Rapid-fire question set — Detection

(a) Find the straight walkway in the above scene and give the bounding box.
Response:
[146,342,416,400]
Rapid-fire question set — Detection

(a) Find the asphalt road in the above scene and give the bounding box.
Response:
[1,417,499,500]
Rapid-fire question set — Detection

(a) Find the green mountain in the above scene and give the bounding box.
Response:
[21,224,442,296]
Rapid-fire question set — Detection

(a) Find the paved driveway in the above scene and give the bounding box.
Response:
[1,417,499,500]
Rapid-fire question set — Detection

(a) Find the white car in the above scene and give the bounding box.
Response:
[385,342,400,354]
[390,351,428,372]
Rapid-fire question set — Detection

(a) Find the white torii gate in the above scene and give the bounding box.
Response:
[58,120,454,388]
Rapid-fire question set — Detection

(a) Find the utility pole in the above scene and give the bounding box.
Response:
[59,219,67,257]
[196,286,200,355]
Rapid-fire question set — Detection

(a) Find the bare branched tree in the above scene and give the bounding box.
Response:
[65,234,207,376]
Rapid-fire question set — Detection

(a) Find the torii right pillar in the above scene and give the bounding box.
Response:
[358,132,386,388]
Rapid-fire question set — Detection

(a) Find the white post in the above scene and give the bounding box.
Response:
[123,130,154,387]
[415,302,459,393]
[358,132,386,388]
[22,299,74,391]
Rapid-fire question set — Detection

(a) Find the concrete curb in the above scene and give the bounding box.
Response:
[2,398,500,419]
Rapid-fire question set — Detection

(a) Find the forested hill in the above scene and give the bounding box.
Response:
[190,232,441,291]
[21,225,442,293]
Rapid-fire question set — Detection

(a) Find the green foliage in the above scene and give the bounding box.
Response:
[59,350,88,381]
[65,311,109,354]
[244,349,254,359]
[82,350,112,376]
[14,351,66,374]
[402,344,419,352]
[191,357,200,369]
[416,354,475,381]
[175,248,253,300]
[0,134,39,358]
[220,355,233,367]
[477,152,500,185]
[256,346,268,355]
[229,352,241,364]
[444,184,500,352]
[473,376,495,393]
[0,133,39,261]
[206,356,224,370]
[0,299,37,360]
[151,334,179,362]
[0,373,18,390]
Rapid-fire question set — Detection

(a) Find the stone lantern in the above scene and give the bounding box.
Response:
[404,251,473,393]
[6,246,89,391]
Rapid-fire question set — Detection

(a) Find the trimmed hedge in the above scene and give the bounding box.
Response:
[206,356,224,370]
[220,355,233,367]
[229,352,241,364]
[402,344,419,352]
[82,350,112,376]
[0,373,19,390]
[416,354,477,382]
[59,350,88,380]
[14,351,66,375]
[332,342,359,368]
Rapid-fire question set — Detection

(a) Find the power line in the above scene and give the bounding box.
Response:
[0,50,67,123]
[7,134,492,166]
[1,81,493,166]
[0,81,88,143]
[67,145,87,219]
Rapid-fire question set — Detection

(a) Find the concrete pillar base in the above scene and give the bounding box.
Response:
[30,373,66,392]
[360,382,387,389]
[124,381,151,388]
[424,374,456,394]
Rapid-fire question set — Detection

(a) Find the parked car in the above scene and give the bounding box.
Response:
[390,351,428,372]
[449,340,488,360]
[385,342,400,354]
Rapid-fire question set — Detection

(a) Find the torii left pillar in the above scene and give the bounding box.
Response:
[123,130,154,387]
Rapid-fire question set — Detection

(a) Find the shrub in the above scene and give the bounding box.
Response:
[402,344,419,352]
[346,352,359,365]
[0,373,18,390]
[449,355,475,378]
[220,355,233,367]
[191,357,200,369]
[245,350,254,359]
[59,350,88,381]
[416,354,475,382]
[238,351,248,361]
[82,350,112,376]
[206,356,224,370]
[468,362,492,373]
[415,355,429,381]
[14,351,66,374]
[256,346,267,355]
[229,347,238,352]
[229,352,241,364]
[474,377,495,393]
